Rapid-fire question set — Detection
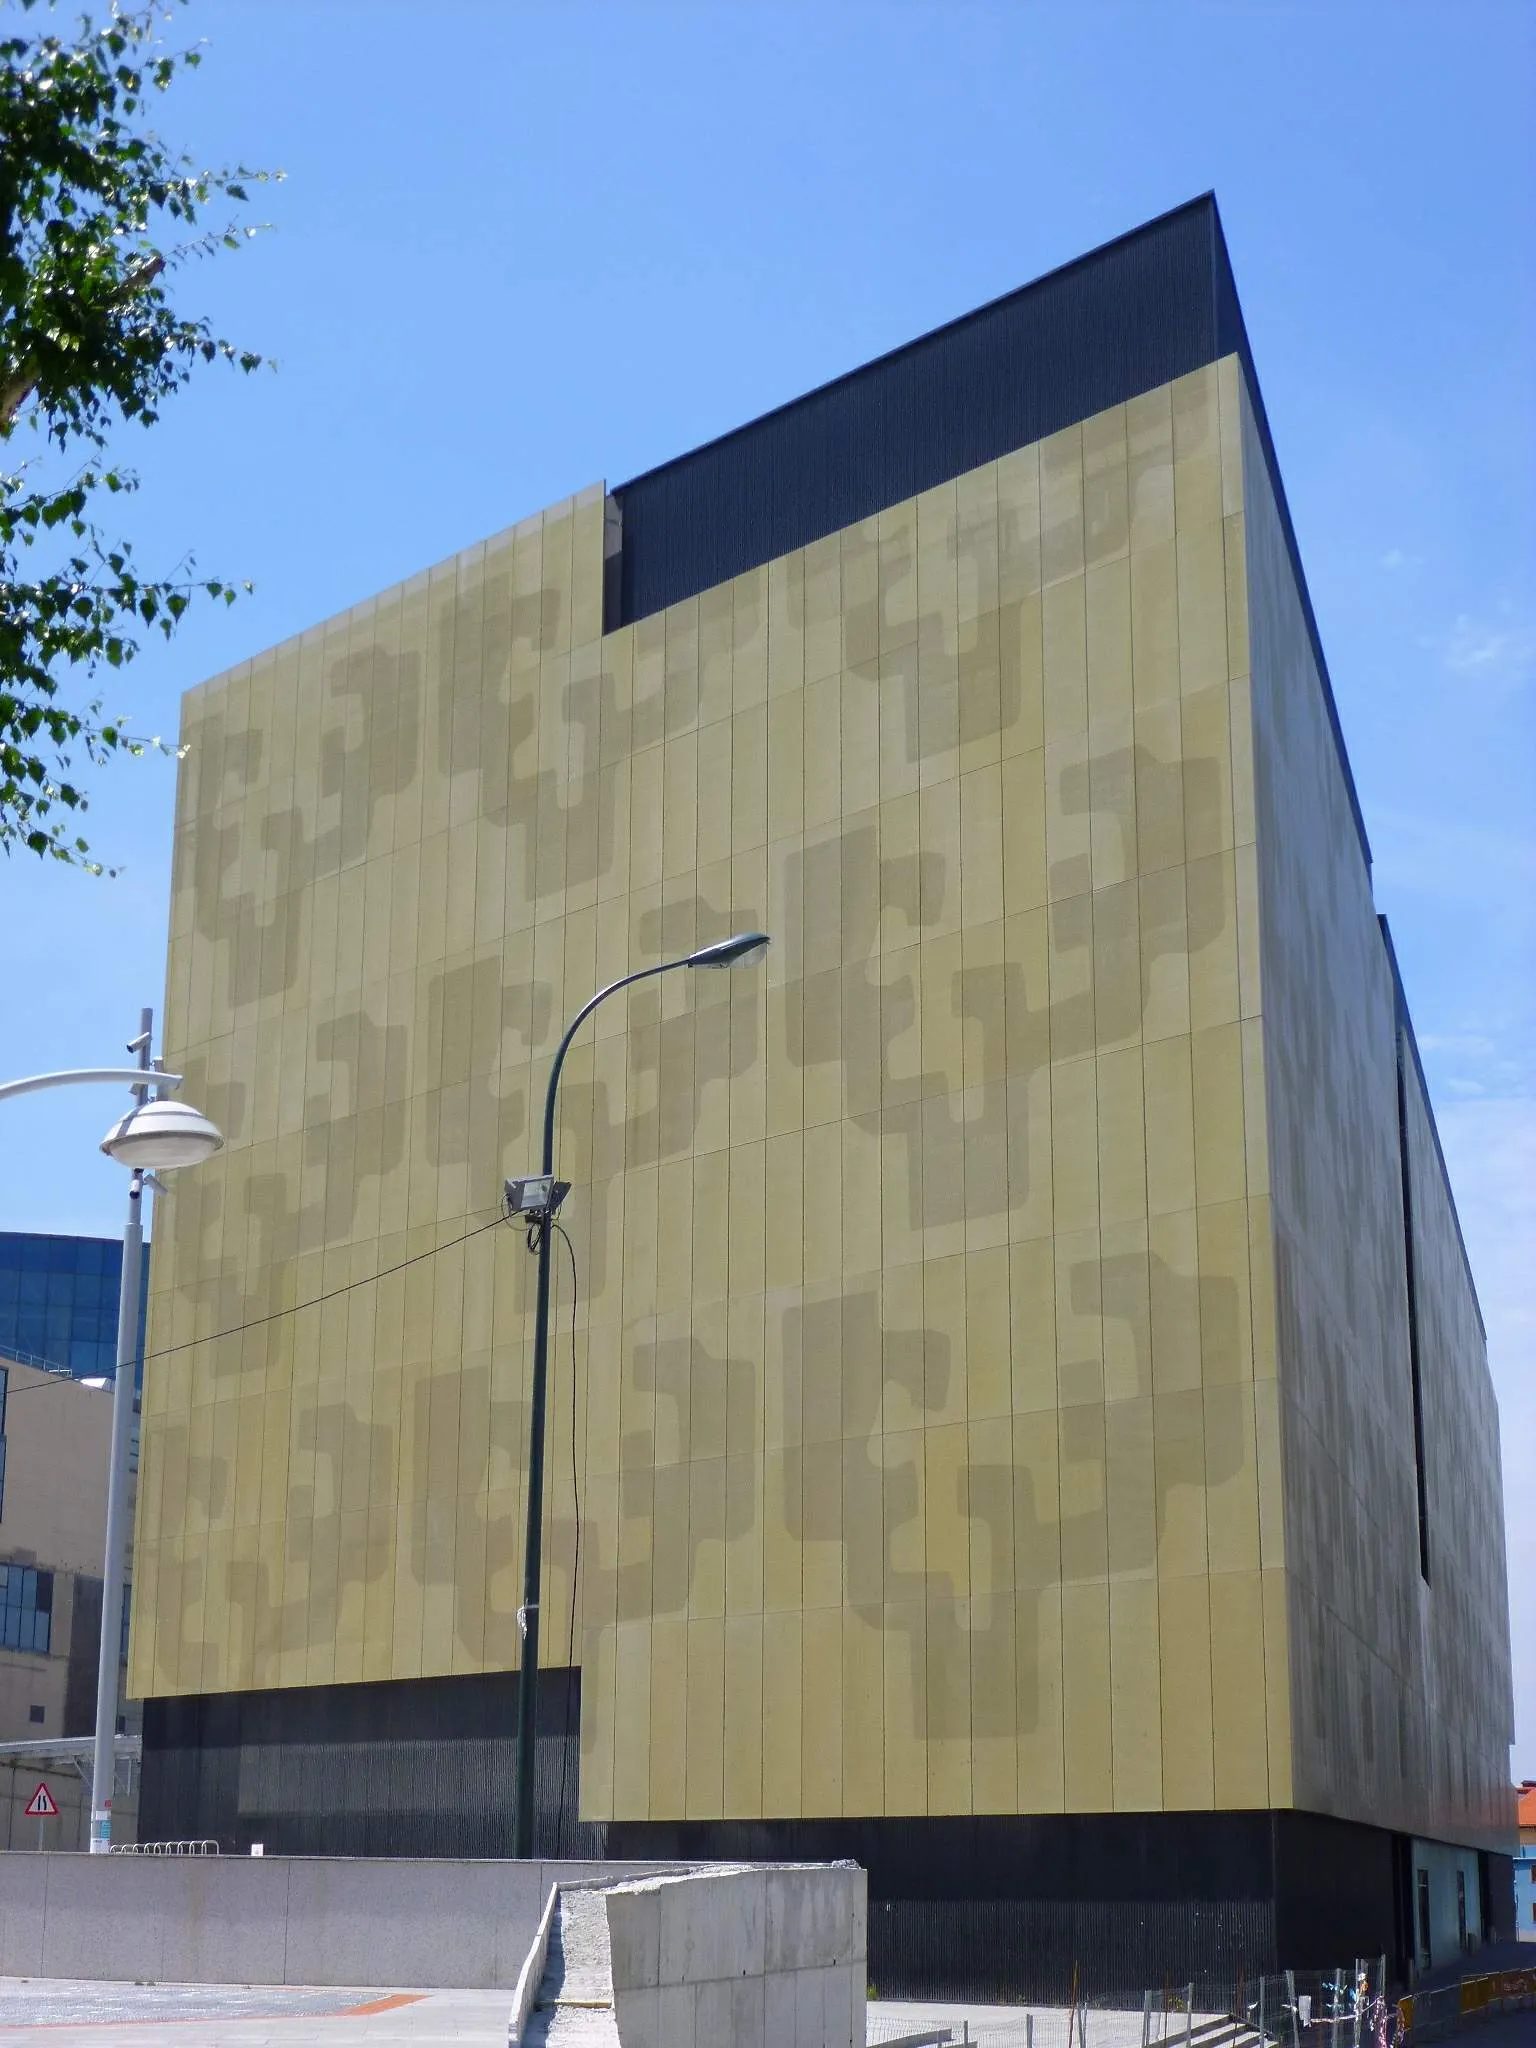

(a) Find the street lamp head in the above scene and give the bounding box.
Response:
[100,1097,224,1170]
[685,930,771,970]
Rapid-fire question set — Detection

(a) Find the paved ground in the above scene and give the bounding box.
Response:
[3,1978,1533,2045]
[0,1983,1112,2045]
[869,2003,1184,2046]
[869,2001,1536,2047]
[0,1979,511,2045]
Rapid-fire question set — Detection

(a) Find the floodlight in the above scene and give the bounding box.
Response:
[505,1175,571,1220]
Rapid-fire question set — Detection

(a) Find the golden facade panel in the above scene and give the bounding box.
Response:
[136,199,1508,1946]
[137,367,1303,1828]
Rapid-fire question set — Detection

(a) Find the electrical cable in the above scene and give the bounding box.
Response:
[4,1203,511,1395]
[551,1216,582,1855]
[3,1189,590,1851]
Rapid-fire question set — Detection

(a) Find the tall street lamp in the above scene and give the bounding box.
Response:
[503,930,770,1858]
[0,1009,223,1852]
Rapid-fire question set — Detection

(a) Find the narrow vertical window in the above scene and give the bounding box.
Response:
[1396,1032,1431,1584]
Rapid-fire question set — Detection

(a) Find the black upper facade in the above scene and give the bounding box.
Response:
[605,193,1368,860]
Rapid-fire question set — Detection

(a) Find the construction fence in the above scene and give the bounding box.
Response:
[1398,1967,1536,2042]
[866,1961,1536,2048]
[868,1957,1394,2048]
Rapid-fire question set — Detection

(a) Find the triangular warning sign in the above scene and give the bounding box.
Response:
[24,1783,58,1818]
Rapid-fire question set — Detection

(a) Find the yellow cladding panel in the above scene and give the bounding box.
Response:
[140,363,1291,1822]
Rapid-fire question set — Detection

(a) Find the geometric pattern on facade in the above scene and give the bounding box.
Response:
[132,349,1508,1850]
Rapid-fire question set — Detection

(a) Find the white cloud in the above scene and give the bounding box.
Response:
[1416,1028,1533,1102]
[1440,610,1536,690]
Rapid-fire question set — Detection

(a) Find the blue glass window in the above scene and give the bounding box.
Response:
[0,1233,149,1383]
[0,1565,52,1655]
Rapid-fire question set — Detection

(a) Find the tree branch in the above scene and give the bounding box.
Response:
[1,254,167,431]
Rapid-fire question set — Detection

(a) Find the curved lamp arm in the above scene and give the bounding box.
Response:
[539,961,680,1175]
[0,1068,183,1106]
[537,932,769,1176]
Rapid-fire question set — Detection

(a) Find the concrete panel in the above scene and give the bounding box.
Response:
[658,1865,766,1987]
[491,1861,574,1987]
[725,1972,767,2045]
[0,1852,678,1991]
[819,1964,861,2047]
[605,1882,662,1990]
[554,1865,866,2048]
[0,1850,47,1975]
[283,1856,527,1988]
[38,1853,170,1982]
[795,1966,827,2046]
[765,1864,864,1972]
[764,1969,799,2046]
[612,1982,663,2048]
[508,1882,558,2048]
[157,1854,292,1984]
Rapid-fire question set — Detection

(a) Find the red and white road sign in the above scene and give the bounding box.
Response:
[24,1782,58,1819]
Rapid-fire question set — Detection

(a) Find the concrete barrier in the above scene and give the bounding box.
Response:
[600,1863,866,2046]
[0,1852,681,1989]
[508,1881,561,2043]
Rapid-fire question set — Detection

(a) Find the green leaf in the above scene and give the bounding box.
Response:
[0,0,273,872]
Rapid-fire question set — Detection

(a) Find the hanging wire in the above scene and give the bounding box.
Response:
[6,1204,510,1395]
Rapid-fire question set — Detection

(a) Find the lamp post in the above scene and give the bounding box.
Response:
[0,1009,223,1852]
[505,931,770,1858]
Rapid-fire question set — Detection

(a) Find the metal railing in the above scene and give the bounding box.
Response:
[108,1838,220,1855]
[867,1959,1536,2048]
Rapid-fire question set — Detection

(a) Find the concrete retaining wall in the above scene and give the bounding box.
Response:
[604,1863,866,2047]
[0,1852,679,1988]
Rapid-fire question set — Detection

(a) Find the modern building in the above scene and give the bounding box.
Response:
[1516,1783,1536,1942]
[0,1231,150,1385]
[0,1353,139,1849]
[131,195,1513,1995]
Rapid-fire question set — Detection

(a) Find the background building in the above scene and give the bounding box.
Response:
[0,1354,138,1849]
[1516,1783,1536,1943]
[131,196,1513,1994]
[0,1231,150,1385]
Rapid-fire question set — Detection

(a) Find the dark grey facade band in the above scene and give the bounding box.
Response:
[606,192,1369,862]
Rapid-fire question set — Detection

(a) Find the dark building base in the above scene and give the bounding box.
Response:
[609,1810,1407,1999]
[140,1668,600,1861]
[143,1673,1496,1999]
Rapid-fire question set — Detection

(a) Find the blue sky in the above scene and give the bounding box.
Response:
[2,0,1531,1763]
